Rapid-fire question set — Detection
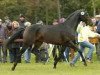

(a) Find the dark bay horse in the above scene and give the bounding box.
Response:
[5,9,91,71]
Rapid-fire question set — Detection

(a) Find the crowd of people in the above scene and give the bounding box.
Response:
[0,15,32,63]
[0,14,100,67]
[0,15,52,64]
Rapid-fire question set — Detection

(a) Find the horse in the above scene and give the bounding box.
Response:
[4,9,91,71]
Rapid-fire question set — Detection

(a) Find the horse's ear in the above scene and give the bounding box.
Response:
[81,11,85,15]
[80,9,86,15]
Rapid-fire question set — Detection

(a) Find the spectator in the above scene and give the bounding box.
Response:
[36,20,44,25]
[9,21,21,63]
[63,47,70,62]
[52,19,58,25]
[5,21,13,63]
[24,22,31,63]
[18,15,34,63]
[95,15,100,34]
[0,19,7,63]
[39,42,49,62]
[3,16,11,28]
[24,22,31,27]
[19,14,26,28]
[59,18,66,24]
[70,22,100,66]
[95,15,100,60]
[91,17,97,25]
[76,21,86,34]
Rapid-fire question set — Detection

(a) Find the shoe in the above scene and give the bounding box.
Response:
[10,61,13,63]
[70,63,75,67]
[2,61,7,63]
[25,60,30,63]
[86,58,93,63]
[86,59,93,63]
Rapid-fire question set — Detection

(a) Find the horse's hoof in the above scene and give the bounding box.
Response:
[53,66,56,69]
[43,62,46,65]
[11,67,15,71]
[84,63,87,66]
[70,63,75,67]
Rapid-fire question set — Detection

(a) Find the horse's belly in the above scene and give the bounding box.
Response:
[39,31,68,45]
[43,38,64,45]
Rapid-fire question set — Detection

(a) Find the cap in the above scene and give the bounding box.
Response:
[19,14,25,18]
[0,19,2,22]
[4,16,9,20]
[24,22,31,27]
[95,15,100,18]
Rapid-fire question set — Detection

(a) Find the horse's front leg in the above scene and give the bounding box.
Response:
[53,45,66,69]
[31,42,43,63]
[78,50,87,66]
[12,45,28,71]
[31,47,41,63]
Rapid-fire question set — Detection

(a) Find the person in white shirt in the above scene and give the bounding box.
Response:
[70,21,100,66]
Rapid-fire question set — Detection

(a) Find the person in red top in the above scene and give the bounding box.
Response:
[52,19,58,25]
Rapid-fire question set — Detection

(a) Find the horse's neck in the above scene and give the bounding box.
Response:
[64,13,80,31]
[69,16,79,30]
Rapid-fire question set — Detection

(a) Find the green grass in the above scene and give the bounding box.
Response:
[0,54,100,75]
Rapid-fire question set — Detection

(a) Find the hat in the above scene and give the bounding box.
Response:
[95,15,100,18]
[4,16,9,20]
[0,19,2,22]
[24,22,31,27]
[36,20,43,25]
[19,14,25,18]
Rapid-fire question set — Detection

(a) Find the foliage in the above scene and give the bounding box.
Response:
[0,0,100,24]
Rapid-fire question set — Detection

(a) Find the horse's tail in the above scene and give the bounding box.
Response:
[3,28,25,50]
[2,28,24,62]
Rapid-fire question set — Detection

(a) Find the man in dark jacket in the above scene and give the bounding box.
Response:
[19,14,26,29]
[0,19,7,63]
[95,15,100,60]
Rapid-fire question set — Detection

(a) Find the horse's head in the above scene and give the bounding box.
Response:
[78,9,92,25]
[62,9,92,30]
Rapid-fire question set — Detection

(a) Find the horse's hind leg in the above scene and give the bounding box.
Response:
[69,41,87,66]
[31,42,43,63]
[12,44,29,71]
[52,45,57,58]
[53,45,66,69]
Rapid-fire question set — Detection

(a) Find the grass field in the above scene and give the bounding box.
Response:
[0,53,100,75]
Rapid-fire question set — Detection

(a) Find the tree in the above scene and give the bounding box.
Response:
[0,0,100,24]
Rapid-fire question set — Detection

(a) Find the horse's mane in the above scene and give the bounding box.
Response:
[66,9,84,21]
[60,9,84,30]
